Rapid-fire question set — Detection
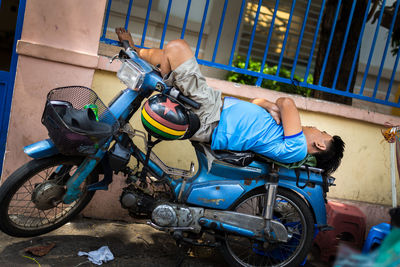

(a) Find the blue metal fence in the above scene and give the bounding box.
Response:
[100,0,400,108]
[0,0,26,176]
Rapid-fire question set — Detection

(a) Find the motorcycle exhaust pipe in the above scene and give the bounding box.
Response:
[199,218,257,238]
[200,210,288,242]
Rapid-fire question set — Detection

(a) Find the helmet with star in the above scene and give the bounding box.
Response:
[141,94,190,140]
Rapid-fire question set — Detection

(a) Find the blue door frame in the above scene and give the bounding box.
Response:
[0,0,26,176]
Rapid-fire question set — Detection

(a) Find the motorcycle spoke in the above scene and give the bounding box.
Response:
[6,165,87,230]
[37,171,48,182]
[0,156,98,237]
[23,207,38,227]
[224,191,309,266]
[24,182,34,194]
[41,209,52,225]
[14,191,30,202]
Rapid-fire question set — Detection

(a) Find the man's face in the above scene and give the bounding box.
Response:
[303,126,333,152]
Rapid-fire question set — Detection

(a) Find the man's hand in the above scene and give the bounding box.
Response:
[252,98,281,124]
[115,27,170,75]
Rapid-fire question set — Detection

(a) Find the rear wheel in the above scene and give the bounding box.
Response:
[219,187,314,267]
[0,155,98,237]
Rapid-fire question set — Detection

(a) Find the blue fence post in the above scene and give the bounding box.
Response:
[245,0,262,70]
[304,0,326,83]
[160,0,173,49]
[101,0,113,41]
[256,0,281,87]
[124,0,134,30]
[195,0,210,58]
[290,0,311,80]
[141,0,153,47]
[332,0,357,89]
[318,0,342,86]
[212,0,228,62]
[359,0,387,95]
[373,0,400,98]
[346,0,372,93]
[387,50,400,102]
[181,0,192,39]
[229,0,246,66]
[276,0,295,76]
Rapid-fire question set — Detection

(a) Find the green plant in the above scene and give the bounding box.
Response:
[226,56,312,97]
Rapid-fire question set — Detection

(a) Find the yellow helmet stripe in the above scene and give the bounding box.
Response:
[141,108,186,136]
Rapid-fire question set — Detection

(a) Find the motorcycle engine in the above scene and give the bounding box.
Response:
[120,187,156,217]
[120,180,173,218]
[120,181,203,232]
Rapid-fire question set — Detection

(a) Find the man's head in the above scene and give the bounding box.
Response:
[303,126,345,175]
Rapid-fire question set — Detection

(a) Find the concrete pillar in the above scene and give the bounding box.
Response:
[1,0,107,179]
[201,0,245,79]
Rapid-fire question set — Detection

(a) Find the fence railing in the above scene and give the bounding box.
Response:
[100,0,400,109]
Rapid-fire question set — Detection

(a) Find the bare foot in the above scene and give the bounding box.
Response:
[115,27,135,47]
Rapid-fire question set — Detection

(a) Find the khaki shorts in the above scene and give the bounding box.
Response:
[163,57,222,143]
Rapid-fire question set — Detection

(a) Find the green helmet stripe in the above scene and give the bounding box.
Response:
[141,116,180,140]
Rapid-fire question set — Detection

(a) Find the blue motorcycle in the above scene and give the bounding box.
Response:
[0,42,334,266]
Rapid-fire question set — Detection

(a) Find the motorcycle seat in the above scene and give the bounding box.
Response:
[192,142,318,170]
[192,142,254,167]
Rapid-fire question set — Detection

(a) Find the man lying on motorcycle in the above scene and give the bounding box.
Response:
[115,28,345,176]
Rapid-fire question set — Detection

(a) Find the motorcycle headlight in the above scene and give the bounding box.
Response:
[117,60,145,90]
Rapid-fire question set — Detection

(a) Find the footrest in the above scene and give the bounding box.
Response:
[87,179,110,191]
[87,170,113,191]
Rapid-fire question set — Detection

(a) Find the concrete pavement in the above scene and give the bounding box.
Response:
[0,216,226,267]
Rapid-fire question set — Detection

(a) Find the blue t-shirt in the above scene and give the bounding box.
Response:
[211,97,307,163]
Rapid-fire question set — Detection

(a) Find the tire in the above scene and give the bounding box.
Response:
[0,155,98,237]
[219,187,315,267]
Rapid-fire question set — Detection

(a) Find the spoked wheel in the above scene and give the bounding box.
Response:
[220,187,314,267]
[0,155,98,237]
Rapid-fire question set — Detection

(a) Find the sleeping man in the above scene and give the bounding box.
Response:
[115,27,345,175]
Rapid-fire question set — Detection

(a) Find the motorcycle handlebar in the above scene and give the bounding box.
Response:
[177,94,201,110]
[121,40,131,50]
[167,88,201,110]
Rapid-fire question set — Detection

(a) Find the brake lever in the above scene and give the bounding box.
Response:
[109,54,120,64]
[109,50,131,64]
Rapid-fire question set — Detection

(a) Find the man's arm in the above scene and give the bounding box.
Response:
[251,98,281,124]
[275,97,302,136]
[115,27,165,69]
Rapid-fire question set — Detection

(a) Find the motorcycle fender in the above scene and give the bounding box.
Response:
[278,180,327,227]
[24,139,59,159]
[186,181,246,210]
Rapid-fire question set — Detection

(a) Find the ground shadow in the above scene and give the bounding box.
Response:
[0,232,226,267]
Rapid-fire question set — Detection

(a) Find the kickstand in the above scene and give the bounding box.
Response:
[175,242,191,267]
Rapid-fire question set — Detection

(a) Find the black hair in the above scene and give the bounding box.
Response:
[314,135,345,175]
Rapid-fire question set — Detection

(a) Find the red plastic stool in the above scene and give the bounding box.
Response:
[313,201,366,263]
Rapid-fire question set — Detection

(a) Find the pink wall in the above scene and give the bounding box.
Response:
[21,0,105,54]
[1,0,107,179]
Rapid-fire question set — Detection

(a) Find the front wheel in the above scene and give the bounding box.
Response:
[219,187,315,267]
[0,155,98,237]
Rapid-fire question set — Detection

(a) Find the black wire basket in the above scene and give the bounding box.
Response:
[41,86,120,155]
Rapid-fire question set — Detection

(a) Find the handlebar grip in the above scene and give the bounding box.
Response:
[121,40,131,50]
[178,94,201,109]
